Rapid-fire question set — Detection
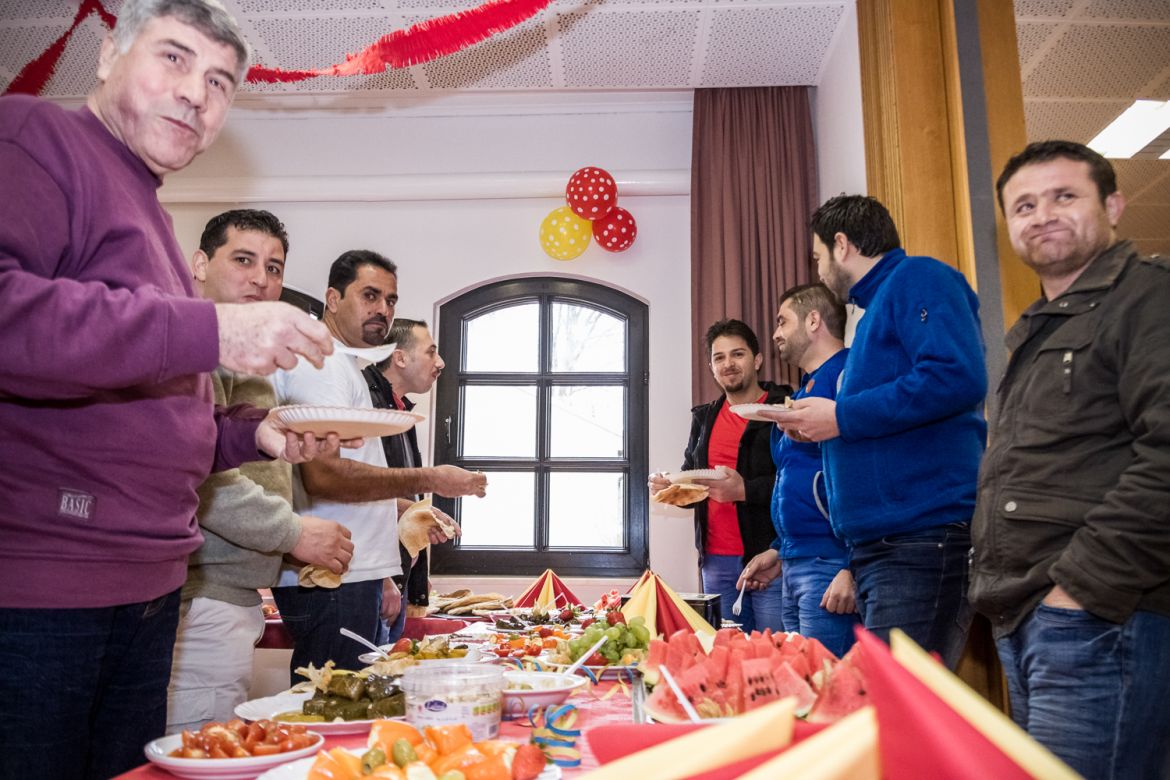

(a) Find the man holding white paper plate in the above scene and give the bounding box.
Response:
[273,250,485,676]
[168,209,356,735]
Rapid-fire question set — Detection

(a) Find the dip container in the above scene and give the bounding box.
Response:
[402,664,505,741]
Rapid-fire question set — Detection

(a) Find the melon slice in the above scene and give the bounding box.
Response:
[807,656,867,723]
[741,657,781,710]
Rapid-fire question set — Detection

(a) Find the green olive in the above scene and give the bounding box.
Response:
[360,747,387,775]
[391,737,418,768]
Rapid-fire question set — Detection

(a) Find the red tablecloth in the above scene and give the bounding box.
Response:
[116,679,637,778]
[258,615,476,650]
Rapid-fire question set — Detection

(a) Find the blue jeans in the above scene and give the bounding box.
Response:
[781,556,859,658]
[273,579,383,684]
[0,590,181,780]
[997,606,1170,780]
[702,553,784,633]
[851,522,972,668]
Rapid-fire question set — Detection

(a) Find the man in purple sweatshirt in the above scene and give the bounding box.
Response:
[0,2,340,777]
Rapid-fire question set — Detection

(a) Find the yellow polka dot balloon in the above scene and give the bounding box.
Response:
[539,206,592,260]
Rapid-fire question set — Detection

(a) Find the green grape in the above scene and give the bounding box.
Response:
[623,631,638,648]
[630,625,650,645]
[604,626,623,641]
[628,615,646,627]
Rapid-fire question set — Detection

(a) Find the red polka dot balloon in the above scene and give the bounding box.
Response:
[565,166,617,221]
[592,207,637,252]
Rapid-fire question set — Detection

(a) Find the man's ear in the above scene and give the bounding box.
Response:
[325,287,341,313]
[806,309,822,334]
[96,34,118,82]
[753,351,764,372]
[1105,191,1126,228]
[191,250,209,283]
[393,349,408,368]
[833,231,850,258]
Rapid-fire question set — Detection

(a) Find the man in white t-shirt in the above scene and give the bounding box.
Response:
[273,250,486,676]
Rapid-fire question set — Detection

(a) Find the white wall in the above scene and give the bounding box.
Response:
[165,92,703,598]
[812,1,867,201]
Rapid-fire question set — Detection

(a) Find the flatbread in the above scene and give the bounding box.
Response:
[398,497,458,558]
[652,483,710,507]
[297,564,342,589]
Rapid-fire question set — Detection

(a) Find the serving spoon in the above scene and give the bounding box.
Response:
[340,627,390,660]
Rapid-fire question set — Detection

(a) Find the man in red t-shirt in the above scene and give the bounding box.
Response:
[650,320,790,631]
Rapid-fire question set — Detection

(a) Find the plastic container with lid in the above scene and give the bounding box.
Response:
[401,664,505,741]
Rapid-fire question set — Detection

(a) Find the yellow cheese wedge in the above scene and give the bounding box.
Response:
[890,629,1079,780]
[581,697,796,779]
[736,707,879,780]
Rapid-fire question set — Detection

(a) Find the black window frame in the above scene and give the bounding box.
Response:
[430,277,649,577]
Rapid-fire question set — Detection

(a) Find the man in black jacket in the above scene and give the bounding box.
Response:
[364,318,455,641]
[650,319,791,631]
[970,141,1170,779]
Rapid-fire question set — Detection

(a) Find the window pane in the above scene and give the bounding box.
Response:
[458,471,535,547]
[550,385,624,458]
[551,303,625,372]
[548,472,625,548]
[463,385,537,457]
[465,303,538,372]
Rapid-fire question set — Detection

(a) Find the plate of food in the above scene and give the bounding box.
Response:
[236,665,404,735]
[729,401,795,422]
[271,405,423,440]
[503,671,590,716]
[144,721,323,780]
[257,747,562,780]
[651,482,709,507]
[666,468,723,483]
[357,635,482,669]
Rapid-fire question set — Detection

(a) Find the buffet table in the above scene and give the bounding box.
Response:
[117,678,638,778]
[257,615,478,649]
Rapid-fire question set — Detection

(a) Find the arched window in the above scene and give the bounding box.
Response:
[431,278,649,577]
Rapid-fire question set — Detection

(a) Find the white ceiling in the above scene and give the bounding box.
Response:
[1,0,1166,253]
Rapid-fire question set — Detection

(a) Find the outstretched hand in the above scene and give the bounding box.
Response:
[217,301,333,375]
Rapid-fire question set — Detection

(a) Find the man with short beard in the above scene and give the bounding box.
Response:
[273,251,485,676]
[969,141,1170,779]
[778,195,987,668]
[649,319,790,632]
[738,284,858,657]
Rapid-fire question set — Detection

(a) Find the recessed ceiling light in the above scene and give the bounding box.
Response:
[1088,100,1170,159]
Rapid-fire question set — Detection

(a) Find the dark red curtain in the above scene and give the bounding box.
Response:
[690,87,819,403]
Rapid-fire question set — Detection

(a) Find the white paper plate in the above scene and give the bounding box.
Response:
[143,731,323,780]
[357,645,484,666]
[729,402,794,422]
[257,748,562,779]
[544,662,640,680]
[272,405,424,440]
[667,468,723,484]
[235,691,397,735]
[502,671,589,716]
[333,341,396,364]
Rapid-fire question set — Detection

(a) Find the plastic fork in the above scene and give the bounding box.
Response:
[731,580,747,617]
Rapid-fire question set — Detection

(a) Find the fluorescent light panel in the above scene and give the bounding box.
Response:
[1088,100,1170,159]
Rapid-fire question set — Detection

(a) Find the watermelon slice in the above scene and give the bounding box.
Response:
[642,638,669,686]
[741,657,781,710]
[770,661,817,714]
[806,656,867,723]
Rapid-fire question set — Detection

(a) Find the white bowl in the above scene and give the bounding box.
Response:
[143,731,323,780]
[501,671,589,718]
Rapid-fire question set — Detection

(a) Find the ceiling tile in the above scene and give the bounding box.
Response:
[1023,99,1130,143]
[1118,202,1170,241]
[40,16,104,98]
[0,22,69,83]
[1013,0,1078,18]
[236,0,385,11]
[702,5,841,86]
[422,24,553,89]
[557,9,699,88]
[1024,23,1170,98]
[1015,21,1058,66]
[1080,0,1170,22]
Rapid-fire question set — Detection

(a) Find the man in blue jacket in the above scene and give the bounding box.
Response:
[779,195,986,668]
[738,283,857,657]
